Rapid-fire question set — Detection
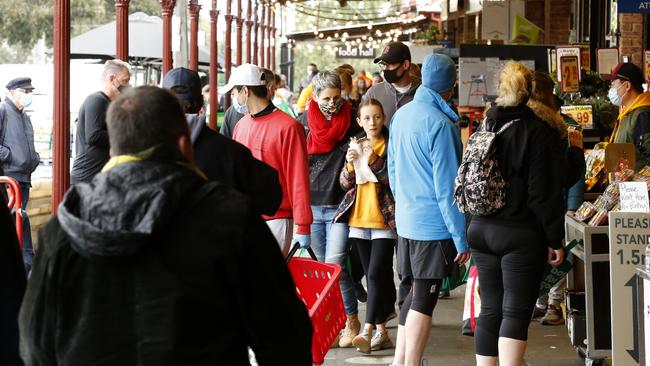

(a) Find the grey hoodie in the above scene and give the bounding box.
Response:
[362,78,421,127]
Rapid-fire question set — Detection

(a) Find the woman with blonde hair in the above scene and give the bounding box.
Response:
[467,61,566,366]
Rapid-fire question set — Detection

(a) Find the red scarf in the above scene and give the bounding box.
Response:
[306,98,351,154]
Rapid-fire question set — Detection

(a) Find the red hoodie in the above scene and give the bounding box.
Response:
[233,109,313,234]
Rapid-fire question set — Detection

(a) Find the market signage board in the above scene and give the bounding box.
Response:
[481,0,525,41]
[561,105,594,129]
[597,48,620,76]
[336,45,374,59]
[556,46,582,82]
[617,0,650,13]
[620,182,650,212]
[609,212,650,366]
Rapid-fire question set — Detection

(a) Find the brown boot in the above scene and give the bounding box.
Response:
[338,314,361,348]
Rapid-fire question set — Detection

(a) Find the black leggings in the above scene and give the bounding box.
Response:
[398,278,442,326]
[353,238,395,324]
[467,218,546,357]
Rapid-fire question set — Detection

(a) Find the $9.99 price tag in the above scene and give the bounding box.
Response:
[561,105,593,130]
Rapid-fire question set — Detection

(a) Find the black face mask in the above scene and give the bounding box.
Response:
[383,65,405,84]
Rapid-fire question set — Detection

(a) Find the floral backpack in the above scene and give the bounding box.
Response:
[454,119,519,216]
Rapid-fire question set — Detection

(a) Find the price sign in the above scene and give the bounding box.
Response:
[579,45,591,71]
[561,105,594,129]
[620,182,650,213]
[597,48,620,76]
[560,56,580,93]
[609,212,650,366]
[556,46,582,81]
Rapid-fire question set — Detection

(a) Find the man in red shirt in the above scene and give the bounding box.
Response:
[224,64,313,255]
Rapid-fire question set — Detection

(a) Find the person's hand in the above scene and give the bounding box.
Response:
[291,234,311,249]
[345,148,359,163]
[548,247,564,266]
[568,128,583,149]
[454,249,471,265]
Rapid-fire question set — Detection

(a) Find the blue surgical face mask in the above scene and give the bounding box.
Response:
[21,93,32,108]
[232,88,248,114]
[608,84,626,107]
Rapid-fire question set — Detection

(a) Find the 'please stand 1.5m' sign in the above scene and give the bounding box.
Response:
[610,201,650,365]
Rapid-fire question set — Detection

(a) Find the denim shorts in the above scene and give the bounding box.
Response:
[348,227,396,240]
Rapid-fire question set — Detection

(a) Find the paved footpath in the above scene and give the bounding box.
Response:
[322,286,584,366]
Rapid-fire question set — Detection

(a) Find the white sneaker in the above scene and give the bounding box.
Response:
[371,330,394,351]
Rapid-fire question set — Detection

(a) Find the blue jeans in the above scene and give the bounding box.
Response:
[19,183,34,273]
[310,205,358,315]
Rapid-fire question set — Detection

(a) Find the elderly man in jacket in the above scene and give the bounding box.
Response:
[388,54,471,366]
[19,86,312,365]
[1,77,41,272]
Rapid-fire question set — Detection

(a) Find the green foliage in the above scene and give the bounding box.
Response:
[413,25,440,45]
[0,0,160,62]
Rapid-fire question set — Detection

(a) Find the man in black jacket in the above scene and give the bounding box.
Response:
[19,86,313,365]
[70,59,131,184]
[162,67,282,216]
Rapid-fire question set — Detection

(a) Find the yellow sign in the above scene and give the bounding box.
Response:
[511,15,542,44]
[579,45,591,71]
[560,56,580,93]
[561,105,594,129]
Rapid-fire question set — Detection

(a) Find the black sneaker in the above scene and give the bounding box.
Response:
[355,282,367,303]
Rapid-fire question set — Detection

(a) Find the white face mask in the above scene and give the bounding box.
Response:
[232,88,249,114]
[608,83,627,107]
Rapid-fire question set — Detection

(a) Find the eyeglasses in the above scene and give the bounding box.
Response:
[377,61,402,71]
[16,88,33,94]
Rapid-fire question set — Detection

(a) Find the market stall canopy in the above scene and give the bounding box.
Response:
[70,12,220,69]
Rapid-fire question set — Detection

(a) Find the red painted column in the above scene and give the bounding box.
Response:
[188,1,201,71]
[115,0,130,61]
[265,5,271,69]
[160,0,176,76]
[252,1,259,65]
[271,13,276,71]
[209,1,219,130]
[245,0,253,64]
[236,0,243,66]
[52,0,70,210]
[259,4,266,68]
[224,0,233,110]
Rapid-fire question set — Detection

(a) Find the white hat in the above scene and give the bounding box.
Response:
[221,63,266,93]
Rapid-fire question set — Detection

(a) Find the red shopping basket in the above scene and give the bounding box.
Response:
[286,244,346,366]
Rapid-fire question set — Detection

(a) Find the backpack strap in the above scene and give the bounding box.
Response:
[496,119,519,135]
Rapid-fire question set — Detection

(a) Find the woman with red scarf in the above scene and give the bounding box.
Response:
[298,70,363,348]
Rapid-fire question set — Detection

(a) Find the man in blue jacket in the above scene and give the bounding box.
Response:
[388,54,472,366]
[1,77,41,272]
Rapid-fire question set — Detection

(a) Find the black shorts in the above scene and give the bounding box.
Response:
[397,236,458,280]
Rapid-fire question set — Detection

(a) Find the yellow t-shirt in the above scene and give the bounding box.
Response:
[348,137,387,229]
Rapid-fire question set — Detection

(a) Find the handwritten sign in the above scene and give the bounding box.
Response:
[560,56,580,93]
[579,45,591,71]
[561,105,594,129]
[620,182,650,212]
[556,46,581,81]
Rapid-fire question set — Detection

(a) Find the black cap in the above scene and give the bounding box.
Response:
[373,42,411,64]
[6,77,34,91]
[162,67,203,113]
[611,62,645,90]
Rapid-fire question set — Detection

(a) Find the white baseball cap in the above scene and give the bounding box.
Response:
[221,63,266,93]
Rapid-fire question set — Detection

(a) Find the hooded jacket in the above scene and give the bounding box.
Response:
[611,91,650,170]
[19,145,312,365]
[482,104,566,249]
[362,78,421,127]
[388,86,469,253]
[0,98,40,183]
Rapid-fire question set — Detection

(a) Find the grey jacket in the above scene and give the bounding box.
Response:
[0,98,40,182]
[362,78,421,127]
